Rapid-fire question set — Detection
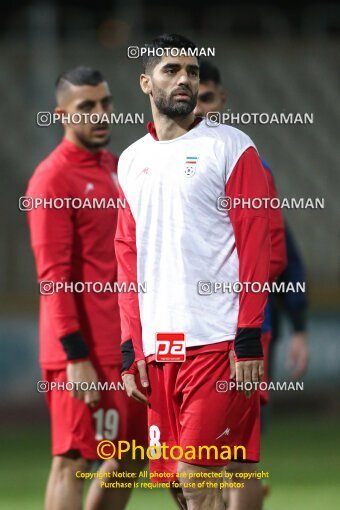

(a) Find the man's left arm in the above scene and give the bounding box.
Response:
[226,146,271,385]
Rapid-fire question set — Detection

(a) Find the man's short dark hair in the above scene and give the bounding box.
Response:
[142,33,199,73]
[55,66,105,97]
[199,60,221,85]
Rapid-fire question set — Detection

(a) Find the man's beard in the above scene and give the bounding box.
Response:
[77,131,111,150]
[153,85,197,118]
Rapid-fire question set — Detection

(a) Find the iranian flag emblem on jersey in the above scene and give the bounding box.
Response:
[184,156,198,177]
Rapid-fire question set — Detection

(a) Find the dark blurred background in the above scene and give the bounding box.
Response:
[0,1,339,508]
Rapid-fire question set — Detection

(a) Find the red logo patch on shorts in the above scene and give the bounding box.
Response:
[155,333,186,362]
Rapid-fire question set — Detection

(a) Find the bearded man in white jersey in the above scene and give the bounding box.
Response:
[115,34,271,510]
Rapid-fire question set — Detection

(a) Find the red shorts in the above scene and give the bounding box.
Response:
[260,331,271,405]
[146,343,260,481]
[42,364,147,459]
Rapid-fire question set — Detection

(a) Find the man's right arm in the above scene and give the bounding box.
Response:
[27,173,86,353]
[26,171,99,406]
[114,184,148,402]
[280,225,309,378]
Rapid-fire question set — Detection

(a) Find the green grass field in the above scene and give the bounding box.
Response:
[1,415,339,510]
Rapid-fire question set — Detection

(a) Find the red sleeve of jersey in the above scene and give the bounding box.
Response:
[226,147,271,329]
[26,170,81,338]
[114,185,144,361]
[266,169,287,282]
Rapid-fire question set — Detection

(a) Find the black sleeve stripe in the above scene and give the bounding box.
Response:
[121,339,135,373]
[60,331,89,360]
[234,327,263,358]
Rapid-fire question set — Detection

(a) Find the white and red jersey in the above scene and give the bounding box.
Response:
[115,119,271,359]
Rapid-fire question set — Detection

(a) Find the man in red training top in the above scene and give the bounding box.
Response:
[26,66,146,510]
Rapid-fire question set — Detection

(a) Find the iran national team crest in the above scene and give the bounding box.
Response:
[184,156,198,177]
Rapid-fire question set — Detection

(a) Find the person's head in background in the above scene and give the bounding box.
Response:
[194,60,226,117]
[55,66,113,152]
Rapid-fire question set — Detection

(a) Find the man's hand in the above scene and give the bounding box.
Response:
[66,360,100,408]
[229,350,263,397]
[122,360,149,404]
[287,332,309,379]
[229,350,236,379]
